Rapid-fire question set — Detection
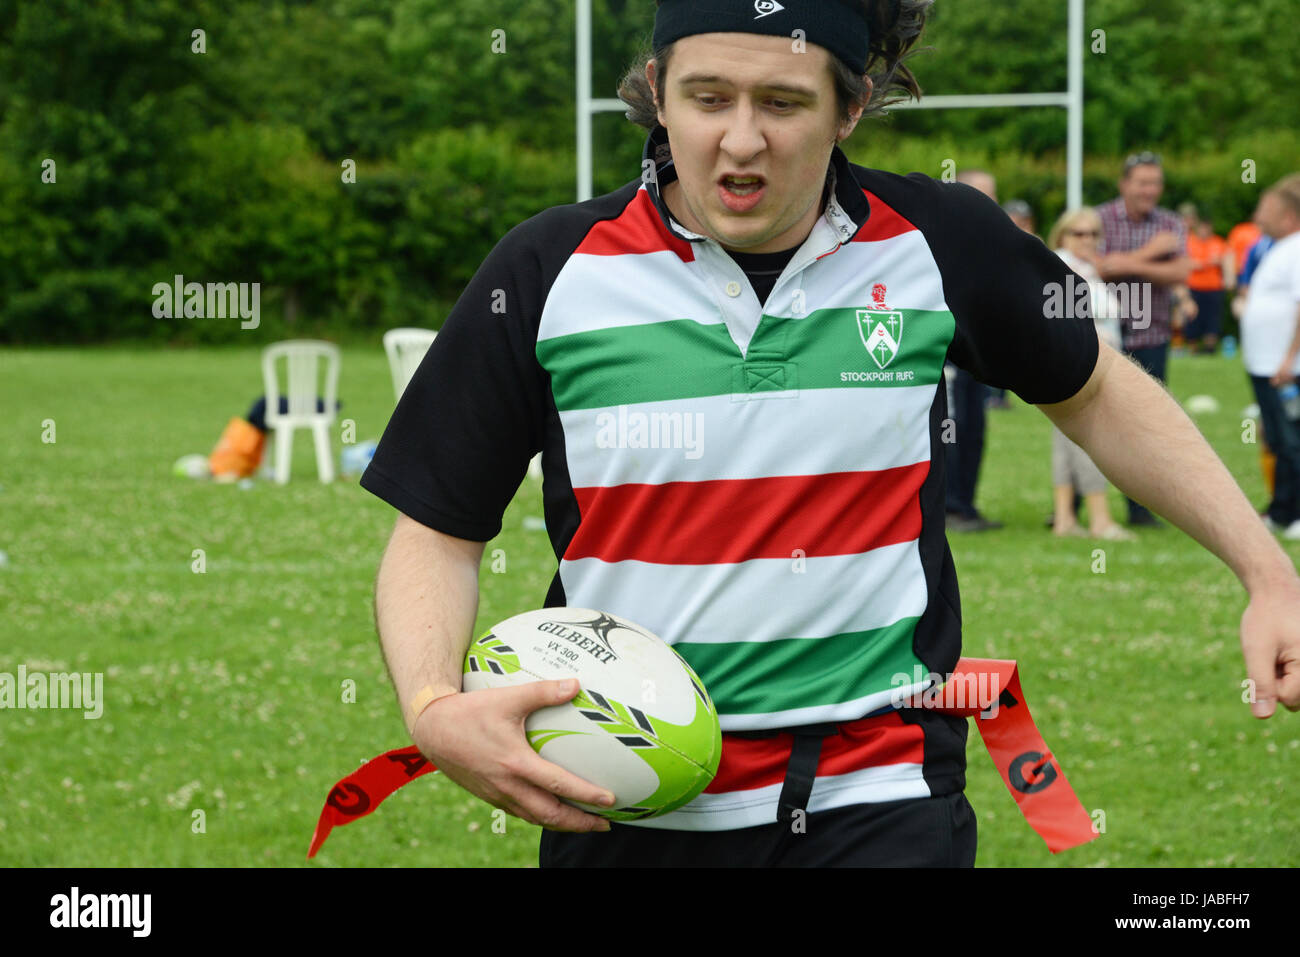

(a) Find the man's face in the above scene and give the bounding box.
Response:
[1254,192,1300,239]
[958,172,997,202]
[1119,164,1164,219]
[649,33,864,253]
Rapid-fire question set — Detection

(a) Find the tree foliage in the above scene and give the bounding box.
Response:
[0,0,1294,342]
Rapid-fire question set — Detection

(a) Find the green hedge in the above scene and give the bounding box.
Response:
[0,124,573,344]
[3,121,1294,344]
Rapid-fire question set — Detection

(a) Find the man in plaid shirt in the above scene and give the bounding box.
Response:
[1097,151,1192,526]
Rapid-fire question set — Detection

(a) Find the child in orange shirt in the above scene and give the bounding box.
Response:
[1179,203,1234,354]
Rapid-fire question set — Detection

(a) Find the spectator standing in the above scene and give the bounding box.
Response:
[1096,152,1192,526]
[1235,231,1280,501]
[945,168,1003,530]
[986,199,1039,411]
[1047,208,1136,541]
[1003,199,1037,236]
[1240,174,1300,539]
[1178,203,1233,354]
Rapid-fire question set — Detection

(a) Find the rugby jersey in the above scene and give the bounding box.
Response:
[361,124,1099,831]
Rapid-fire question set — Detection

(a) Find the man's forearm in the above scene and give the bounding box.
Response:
[1044,345,1296,594]
[1097,255,1191,286]
[1142,257,1193,285]
[1096,251,1140,279]
[1097,257,1190,283]
[375,514,485,733]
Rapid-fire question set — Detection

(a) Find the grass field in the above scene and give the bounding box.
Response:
[0,346,1296,867]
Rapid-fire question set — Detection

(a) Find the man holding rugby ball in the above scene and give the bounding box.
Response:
[361,0,1300,866]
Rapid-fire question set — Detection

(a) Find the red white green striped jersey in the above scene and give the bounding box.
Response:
[362,125,1098,831]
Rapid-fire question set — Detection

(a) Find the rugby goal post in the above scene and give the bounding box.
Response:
[576,0,1085,210]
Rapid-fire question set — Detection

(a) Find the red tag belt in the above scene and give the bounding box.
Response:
[308,657,1098,858]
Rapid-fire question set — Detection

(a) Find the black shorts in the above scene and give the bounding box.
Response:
[1186,289,1224,341]
[539,792,977,867]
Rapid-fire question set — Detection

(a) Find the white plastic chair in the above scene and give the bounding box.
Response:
[383,328,437,401]
[261,340,341,484]
[382,327,543,481]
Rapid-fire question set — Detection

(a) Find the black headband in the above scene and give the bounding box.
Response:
[652,0,871,75]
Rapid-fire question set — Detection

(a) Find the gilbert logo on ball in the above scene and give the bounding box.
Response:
[463,608,722,821]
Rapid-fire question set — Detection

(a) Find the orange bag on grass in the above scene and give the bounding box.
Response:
[208,417,266,479]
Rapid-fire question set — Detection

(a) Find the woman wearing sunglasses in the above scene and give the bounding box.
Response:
[1047,208,1137,541]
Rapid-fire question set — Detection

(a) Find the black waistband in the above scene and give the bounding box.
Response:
[723,722,843,822]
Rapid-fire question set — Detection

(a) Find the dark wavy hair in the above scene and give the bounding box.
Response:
[617,0,932,131]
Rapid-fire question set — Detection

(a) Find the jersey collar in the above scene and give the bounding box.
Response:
[640,124,871,248]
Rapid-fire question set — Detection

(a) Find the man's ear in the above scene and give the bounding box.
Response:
[646,59,667,128]
[837,77,872,142]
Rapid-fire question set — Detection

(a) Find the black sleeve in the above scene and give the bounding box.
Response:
[359,214,554,542]
[890,175,1100,405]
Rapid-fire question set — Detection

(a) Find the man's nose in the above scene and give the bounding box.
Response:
[719,99,765,163]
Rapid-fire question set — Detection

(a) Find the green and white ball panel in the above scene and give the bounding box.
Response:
[462,608,723,820]
[463,631,523,679]
[522,701,662,819]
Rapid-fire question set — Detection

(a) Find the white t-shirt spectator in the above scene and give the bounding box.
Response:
[1056,248,1123,350]
[1241,230,1300,377]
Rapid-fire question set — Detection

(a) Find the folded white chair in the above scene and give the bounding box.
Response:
[381,327,543,481]
[261,340,341,484]
[382,328,437,402]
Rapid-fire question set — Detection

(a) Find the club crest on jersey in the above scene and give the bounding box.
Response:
[856,282,903,369]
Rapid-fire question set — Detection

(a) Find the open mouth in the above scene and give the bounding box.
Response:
[720,175,765,196]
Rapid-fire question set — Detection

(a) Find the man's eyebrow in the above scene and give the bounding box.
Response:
[675,73,819,99]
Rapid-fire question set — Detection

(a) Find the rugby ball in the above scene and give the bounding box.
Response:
[462,608,722,821]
